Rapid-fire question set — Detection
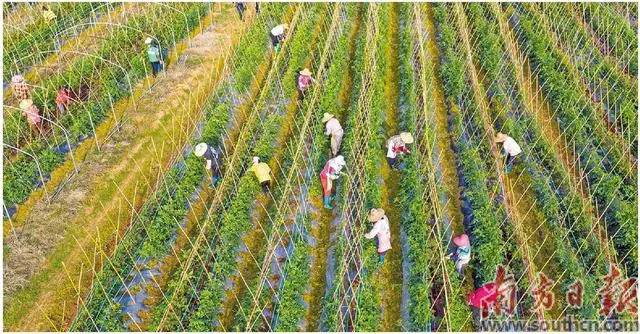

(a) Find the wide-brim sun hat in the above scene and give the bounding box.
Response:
[19,99,33,110]
[495,132,508,143]
[253,156,260,164]
[453,234,470,247]
[321,113,334,123]
[194,142,208,157]
[11,75,24,83]
[367,208,385,222]
[333,155,345,167]
[300,68,312,76]
[400,132,414,144]
[145,37,153,44]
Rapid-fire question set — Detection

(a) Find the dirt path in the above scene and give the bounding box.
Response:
[489,3,618,266]
[378,4,403,331]
[2,5,245,331]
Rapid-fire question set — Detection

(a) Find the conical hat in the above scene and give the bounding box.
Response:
[300,68,312,76]
[332,155,345,167]
[400,132,414,144]
[495,132,508,143]
[322,113,334,123]
[367,208,385,222]
[253,156,260,164]
[194,142,208,157]
[11,75,24,83]
[145,37,153,44]
[19,99,33,110]
[453,234,470,247]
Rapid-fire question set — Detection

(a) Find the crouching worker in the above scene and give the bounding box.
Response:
[56,87,72,115]
[20,99,43,135]
[319,155,346,209]
[322,113,343,156]
[447,233,471,276]
[194,142,222,187]
[495,132,521,174]
[249,156,272,193]
[386,132,414,168]
[297,68,316,99]
[270,23,288,52]
[365,208,392,265]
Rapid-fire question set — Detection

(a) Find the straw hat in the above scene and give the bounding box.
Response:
[495,132,508,143]
[300,68,312,76]
[253,156,260,164]
[367,208,385,222]
[453,234,470,247]
[145,37,153,44]
[333,155,345,167]
[11,75,24,84]
[194,142,208,157]
[19,99,33,110]
[400,132,414,144]
[322,113,334,123]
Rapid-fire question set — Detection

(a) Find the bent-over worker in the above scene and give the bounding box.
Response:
[447,233,471,276]
[11,75,30,101]
[55,87,72,115]
[319,155,346,209]
[297,68,316,99]
[468,282,498,311]
[495,132,521,173]
[249,156,272,193]
[386,132,414,168]
[20,99,42,135]
[365,208,392,264]
[322,113,343,156]
[270,23,288,52]
[145,37,163,77]
[195,142,222,187]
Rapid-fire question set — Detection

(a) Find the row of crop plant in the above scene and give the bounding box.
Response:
[3,2,115,81]
[464,3,607,319]
[508,3,638,276]
[141,5,310,331]
[433,2,539,321]
[528,3,638,160]
[69,4,290,331]
[3,3,212,212]
[578,3,638,78]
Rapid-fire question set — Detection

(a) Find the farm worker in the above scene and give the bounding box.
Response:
[145,37,163,77]
[255,2,260,15]
[495,132,521,173]
[20,99,43,135]
[467,282,499,310]
[194,142,222,187]
[55,87,72,115]
[249,156,272,193]
[319,155,346,209]
[42,5,56,22]
[365,208,392,264]
[297,68,316,99]
[322,113,343,156]
[447,233,471,275]
[386,132,414,168]
[11,75,30,101]
[235,2,246,21]
[270,23,288,53]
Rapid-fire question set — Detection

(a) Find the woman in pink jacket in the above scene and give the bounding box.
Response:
[365,208,391,264]
[320,155,346,209]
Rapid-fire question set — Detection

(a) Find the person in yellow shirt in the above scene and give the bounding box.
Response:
[249,156,271,193]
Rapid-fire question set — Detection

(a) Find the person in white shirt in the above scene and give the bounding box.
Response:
[365,208,392,265]
[322,113,343,156]
[270,23,288,52]
[495,132,522,173]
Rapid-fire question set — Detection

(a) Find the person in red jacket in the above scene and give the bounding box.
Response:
[319,155,346,209]
[55,87,72,115]
[468,282,499,310]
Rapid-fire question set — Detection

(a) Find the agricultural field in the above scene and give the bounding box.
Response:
[2,2,638,332]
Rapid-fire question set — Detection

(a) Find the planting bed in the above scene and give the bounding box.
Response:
[3,2,638,332]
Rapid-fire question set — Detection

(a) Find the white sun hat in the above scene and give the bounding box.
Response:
[253,156,260,164]
[145,37,153,44]
[194,142,208,157]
